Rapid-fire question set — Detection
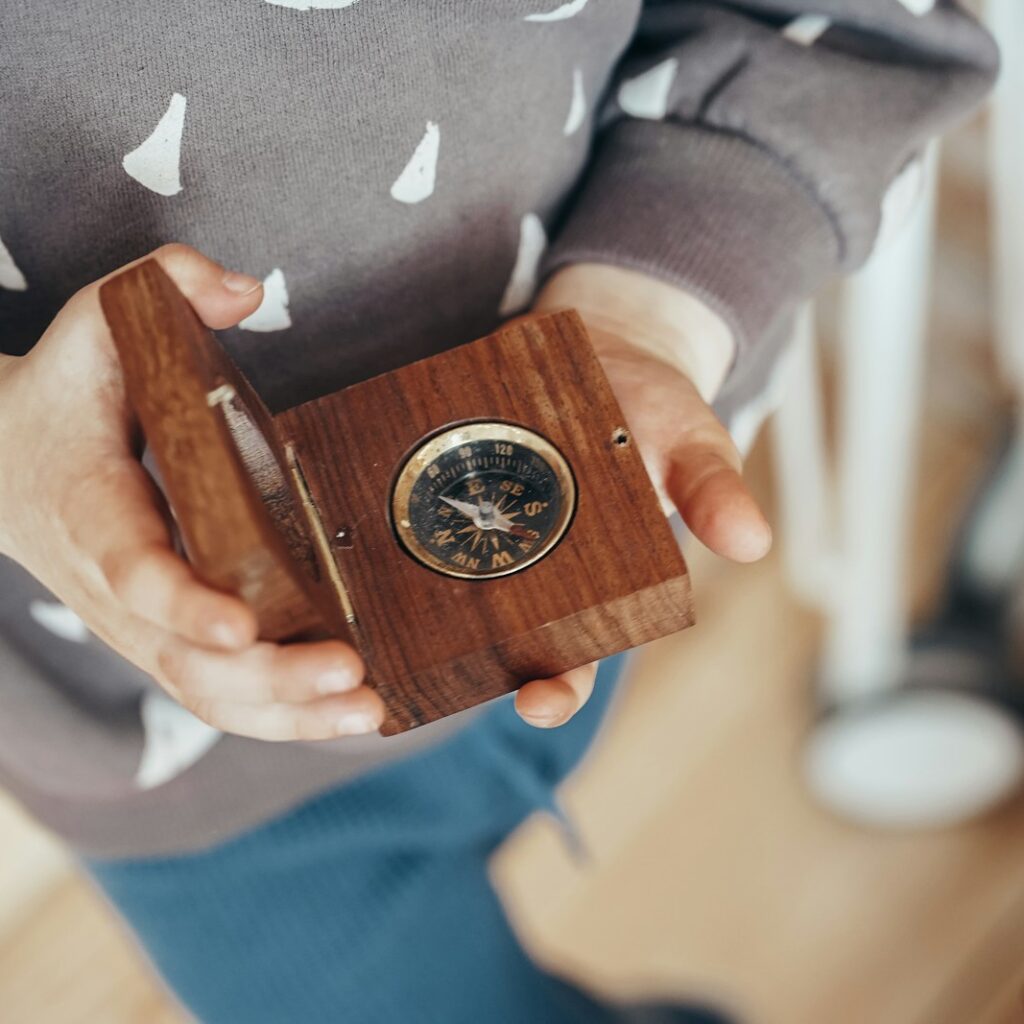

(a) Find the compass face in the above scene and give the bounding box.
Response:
[391,422,577,579]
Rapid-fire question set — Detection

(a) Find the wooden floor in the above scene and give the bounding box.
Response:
[493,457,1024,1024]
[2,119,1022,1023]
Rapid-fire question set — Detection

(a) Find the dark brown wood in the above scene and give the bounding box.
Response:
[98,261,342,641]
[276,312,694,734]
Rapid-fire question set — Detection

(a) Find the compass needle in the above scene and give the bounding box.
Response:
[393,424,575,578]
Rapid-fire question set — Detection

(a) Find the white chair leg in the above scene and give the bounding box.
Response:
[818,148,939,706]
[985,0,1024,578]
[988,0,1024,398]
[804,689,1024,829]
[803,12,1024,823]
[800,6,1024,828]
[770,303,837,608]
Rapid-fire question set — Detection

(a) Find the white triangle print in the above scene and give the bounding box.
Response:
[240,268,292,332]
[265,0,358,7]
[28,601,89,643]
[897,0,935,13]
[0,235,27,291]
[122,93,187,197]
[134,689,222,791]
[563,68,586,136]
[499,213,547,317]
[390,121,440,204]
[525,0,590,22]
[782,14,831,46]
[618,58,679,120]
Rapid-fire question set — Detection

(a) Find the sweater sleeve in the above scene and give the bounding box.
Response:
[543,0,998,380]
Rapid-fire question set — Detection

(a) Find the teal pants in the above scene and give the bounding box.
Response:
[89,658,728,1023]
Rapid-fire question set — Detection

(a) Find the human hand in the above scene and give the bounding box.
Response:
[512,263,772,728]
[0,244,385,740]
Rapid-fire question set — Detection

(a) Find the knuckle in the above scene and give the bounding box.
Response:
[155,643,189,691]
[238,707,289,742]
[722,437,743,471]
[294,714,324,743]
[99,541,166,610]
[63,518,104,566]
[240,645,279,697]
[63,282,99,315]
[164,578,199,634]
[98,548,135,600]
[53,486,81,534]
[152,241,194,264]
[187,696,219,728]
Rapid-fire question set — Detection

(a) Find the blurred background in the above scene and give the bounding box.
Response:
[2,10,1022,1024]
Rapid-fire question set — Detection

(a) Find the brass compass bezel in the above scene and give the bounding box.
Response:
[390,421,577,580]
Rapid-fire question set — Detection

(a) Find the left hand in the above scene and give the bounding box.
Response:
[512,264,772,728]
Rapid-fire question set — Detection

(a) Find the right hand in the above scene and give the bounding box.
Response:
[0,244,386,740]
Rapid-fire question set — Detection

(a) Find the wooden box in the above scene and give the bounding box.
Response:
[100,259,694,734]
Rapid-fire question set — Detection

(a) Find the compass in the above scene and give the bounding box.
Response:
[392,422,576,579]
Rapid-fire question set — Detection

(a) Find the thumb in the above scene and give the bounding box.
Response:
[136,242,264,330]
[664,428,773,565]
[40,243,265,394]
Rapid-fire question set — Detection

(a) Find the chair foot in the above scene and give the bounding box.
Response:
[802,688,1024,829]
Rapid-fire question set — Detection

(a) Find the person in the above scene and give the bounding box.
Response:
[0,2,997,1021]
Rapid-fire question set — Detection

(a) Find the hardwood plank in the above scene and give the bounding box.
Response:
[0,795,71,941]
[0,875,187,1024]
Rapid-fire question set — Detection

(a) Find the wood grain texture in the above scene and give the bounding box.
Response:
[277,311,694,734]
[99,260,334,641]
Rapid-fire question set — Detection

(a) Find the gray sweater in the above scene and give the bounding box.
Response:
[0,1,997,857]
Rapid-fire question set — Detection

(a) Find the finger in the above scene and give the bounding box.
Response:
[515,663,598,728]
[64,242,265,337]
[103,540,258,650]
[73,459,257,649]
[665,431,772,564]
[178,688,385,742]
[147,243,265,330]
[156,639,364,705]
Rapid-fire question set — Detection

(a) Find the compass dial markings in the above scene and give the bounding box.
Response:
[393,424,575,579]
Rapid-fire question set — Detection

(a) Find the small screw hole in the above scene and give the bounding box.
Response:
[612,428,630,447]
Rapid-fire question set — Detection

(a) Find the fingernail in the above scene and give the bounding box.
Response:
[747,520,773,561]
[523,712,566,729]
[336,711,380,736]
[221,270,263,296]
[316,667,358,695]
[207,620,247,649]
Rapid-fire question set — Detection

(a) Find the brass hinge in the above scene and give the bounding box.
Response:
[284,442,359,629]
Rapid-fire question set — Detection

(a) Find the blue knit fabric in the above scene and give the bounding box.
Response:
[88,658,642,1023]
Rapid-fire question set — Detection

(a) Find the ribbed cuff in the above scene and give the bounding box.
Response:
[543,121,840,383]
